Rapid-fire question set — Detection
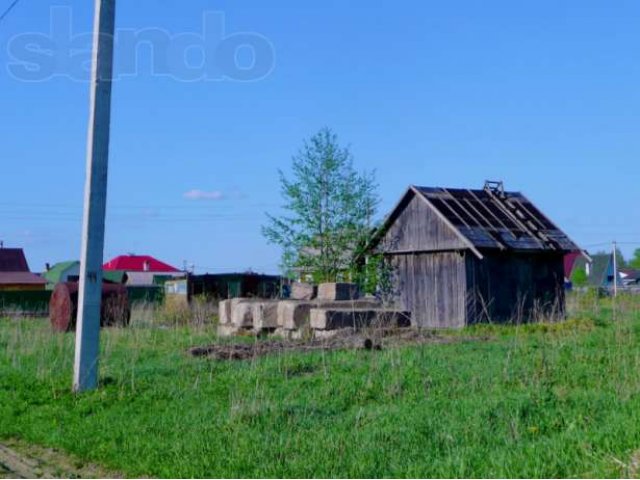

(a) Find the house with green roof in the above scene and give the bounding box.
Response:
[43,261,80,289]
[43,261,130,288]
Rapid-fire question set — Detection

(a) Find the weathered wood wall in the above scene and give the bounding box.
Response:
[379,191,567,328]
[381,194,466,253]
[390,251,467,328]
[465,252,565,324]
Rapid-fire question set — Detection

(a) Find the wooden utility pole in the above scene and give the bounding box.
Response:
[73,0,116,393]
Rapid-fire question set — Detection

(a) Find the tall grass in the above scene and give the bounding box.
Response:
[129,297,219,328]
[0,293,639,478]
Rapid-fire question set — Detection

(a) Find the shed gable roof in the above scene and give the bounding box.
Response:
[372,185,580,255]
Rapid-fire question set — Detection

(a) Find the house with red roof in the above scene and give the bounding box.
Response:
[103,255,183,286]
[103,255,180,273]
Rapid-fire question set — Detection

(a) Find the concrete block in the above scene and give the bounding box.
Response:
[314,299,382,310]
[310,309,412,330]
[252,301,279,330]
[230,297,260,308]
[317,283,360,301]
[218,299,232,325]
[310,308,373,330]
[231,301,255,328]
[277,300,314,330]
[277,298,383,330]
[291,282,317,300]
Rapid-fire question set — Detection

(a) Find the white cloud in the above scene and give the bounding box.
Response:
[183,189,225,201]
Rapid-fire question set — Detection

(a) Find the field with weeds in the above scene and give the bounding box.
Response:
[1,294,640,478]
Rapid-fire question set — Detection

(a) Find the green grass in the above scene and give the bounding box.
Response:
[1,296,640,478]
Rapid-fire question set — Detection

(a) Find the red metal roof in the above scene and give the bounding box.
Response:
[0,271,47,285]
[0,248,29,272]
[103,255,180,272]
[564,251,582,278]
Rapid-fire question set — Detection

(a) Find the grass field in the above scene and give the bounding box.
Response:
[1,295,640,478]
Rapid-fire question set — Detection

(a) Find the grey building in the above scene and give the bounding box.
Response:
[370,182,581,327]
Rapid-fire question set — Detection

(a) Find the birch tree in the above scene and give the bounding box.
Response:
[263,128,379,282]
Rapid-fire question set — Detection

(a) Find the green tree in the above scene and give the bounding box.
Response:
[263,128,379,282]
[630,248,640,269]
[570,266,588,287]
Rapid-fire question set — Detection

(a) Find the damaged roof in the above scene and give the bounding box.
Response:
[372,183,581,256]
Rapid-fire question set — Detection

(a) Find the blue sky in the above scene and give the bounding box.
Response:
[1,0,639,273]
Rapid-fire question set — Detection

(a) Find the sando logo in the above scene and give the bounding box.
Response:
[6,7,276,82]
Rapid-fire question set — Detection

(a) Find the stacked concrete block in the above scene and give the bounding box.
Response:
[290,282,317,301]
[217,299,239,336]
[310,308,411,330]
[218,298,261,336]
[218,299,232,325]
[310,309,374,330]
[217,284,412,339]
[317,283,360,301]
[252,301,279,330]
[277,300,314,331]
[231,302,255,328]
[277,298,383,331]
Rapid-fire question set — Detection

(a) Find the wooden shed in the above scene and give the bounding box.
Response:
[370,182,581,327]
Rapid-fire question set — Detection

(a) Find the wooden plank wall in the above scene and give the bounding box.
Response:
[391,251,467,328]
[382,194,466,253]
[466,252,565,324]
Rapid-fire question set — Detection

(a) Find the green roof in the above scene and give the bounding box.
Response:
[43,261,79,284]
[103,270,127,284]
[44,263,128,285]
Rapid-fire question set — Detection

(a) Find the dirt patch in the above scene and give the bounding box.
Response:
[0,439,121,479]
[189,329,488,361]
[629,450,640,478]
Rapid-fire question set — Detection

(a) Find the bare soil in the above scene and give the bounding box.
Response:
[0,440,120,479]
[189,328,489,360]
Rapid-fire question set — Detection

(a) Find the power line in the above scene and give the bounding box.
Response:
[583,241,640,248]
[0,201,282,210]
[0,0,22,25]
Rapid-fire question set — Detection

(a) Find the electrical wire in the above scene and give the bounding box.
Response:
[0,0,22,25]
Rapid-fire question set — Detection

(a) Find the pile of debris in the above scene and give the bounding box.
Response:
[217,282,411,339]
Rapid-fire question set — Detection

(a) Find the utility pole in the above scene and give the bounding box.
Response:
[73,0,116,393]
[612,241,618,298]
